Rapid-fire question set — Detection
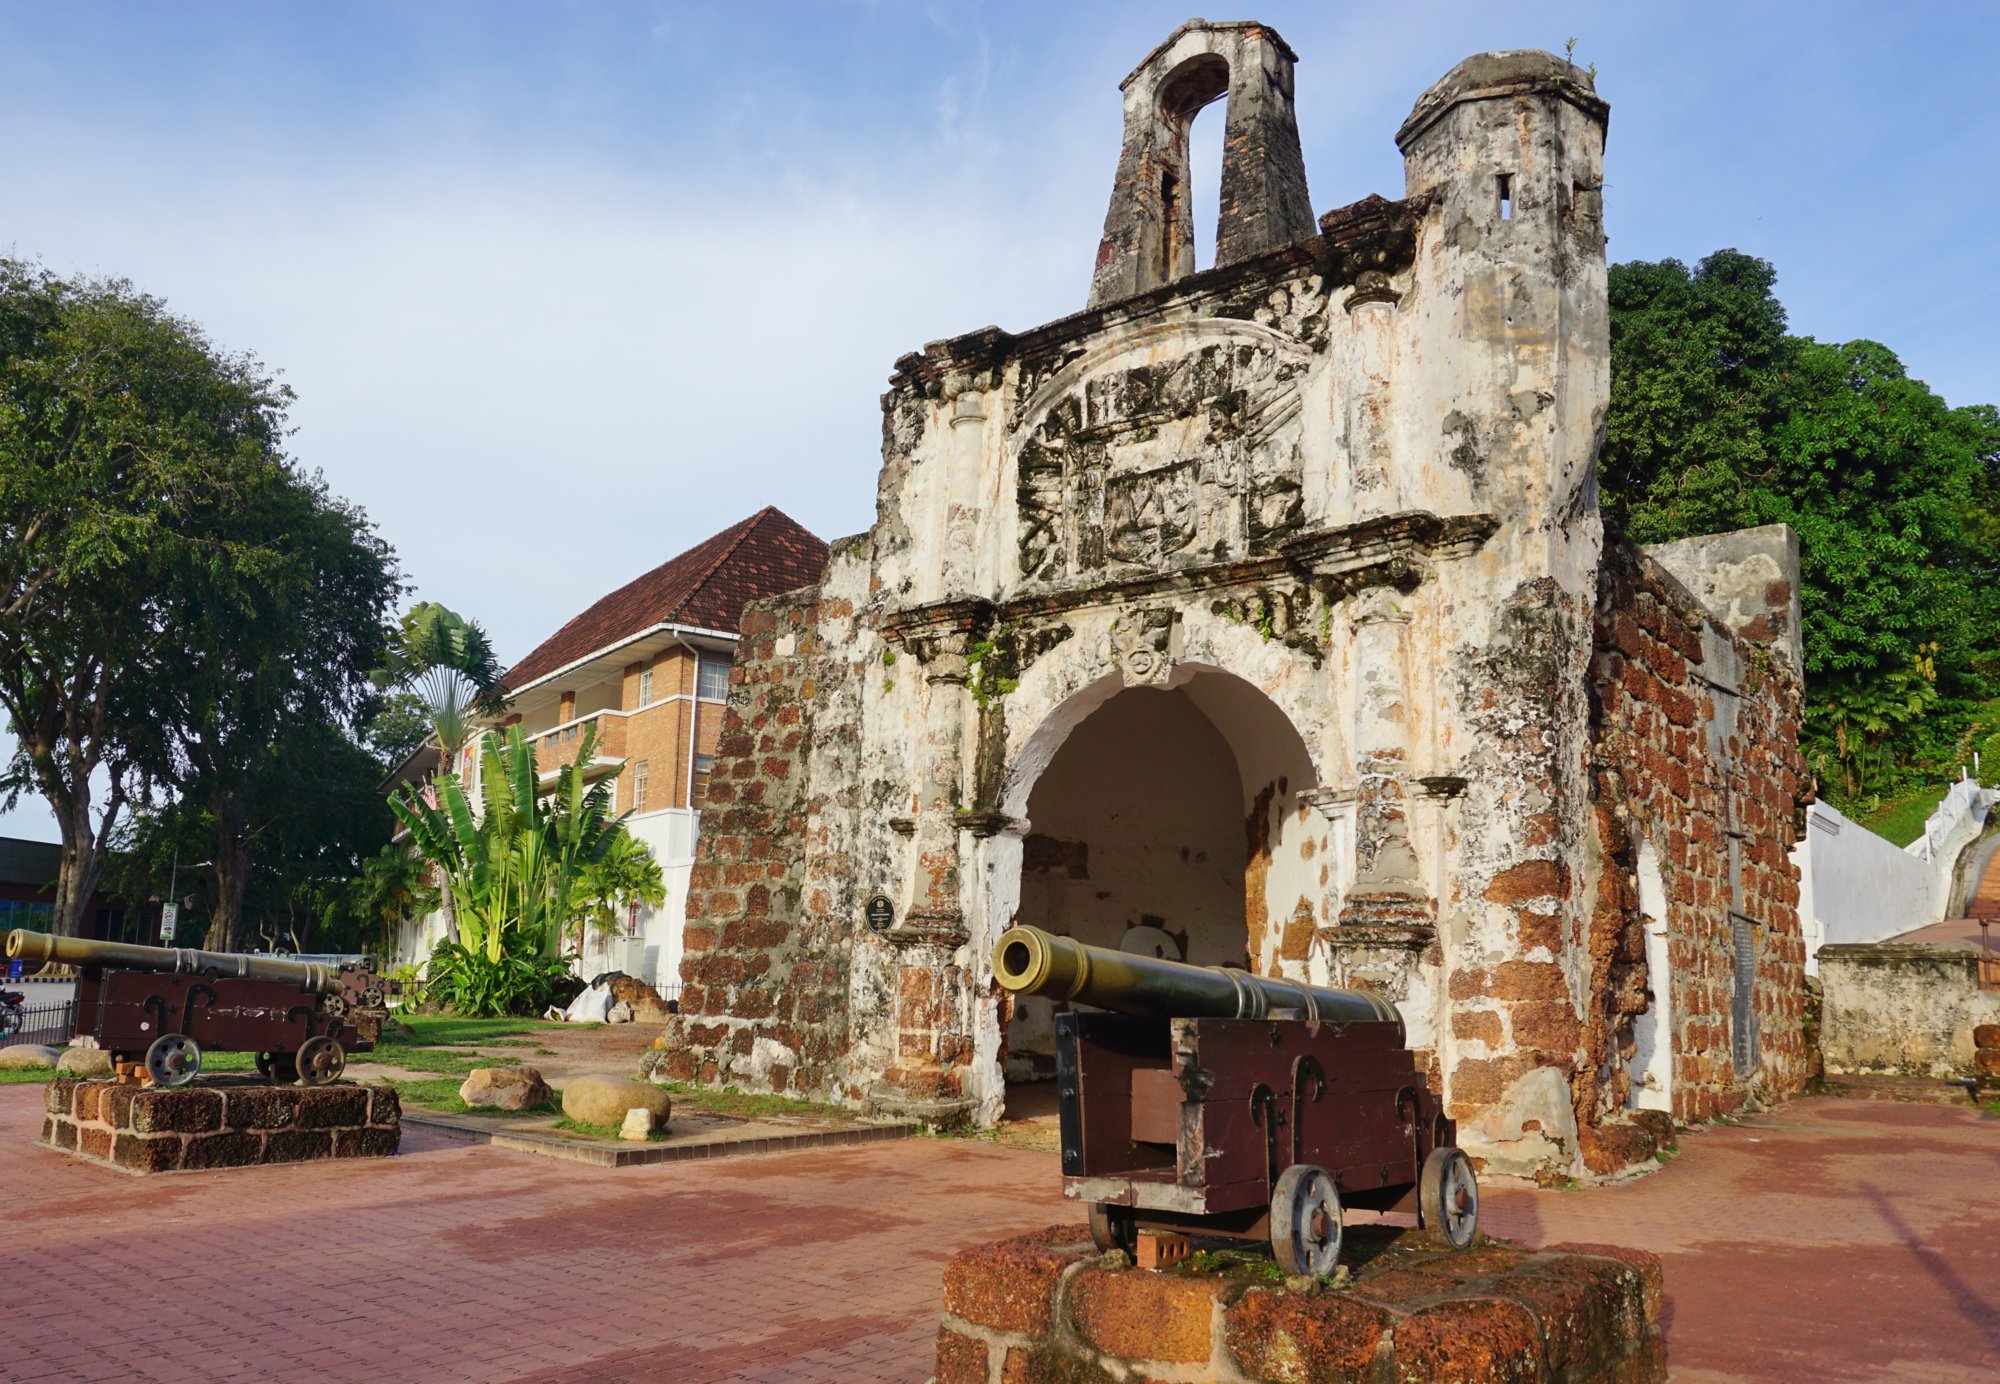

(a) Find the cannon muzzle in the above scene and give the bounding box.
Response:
[992,925,1402,1037]
[5,930,344,996]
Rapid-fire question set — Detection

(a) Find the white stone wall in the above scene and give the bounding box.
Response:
[1794,786,1997,971]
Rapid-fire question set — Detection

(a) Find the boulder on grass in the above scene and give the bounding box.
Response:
[619,1107,656,1140]
[459,1065,552,1111]
[0,1044,61,1071]
[563,1073,671,1129]
[55,1047,113,1078]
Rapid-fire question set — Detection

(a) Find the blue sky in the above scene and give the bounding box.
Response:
[2,1,1996,842]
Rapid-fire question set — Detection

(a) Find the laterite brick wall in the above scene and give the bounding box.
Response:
[660,589,852,1098]
[1589,541,1811,1135]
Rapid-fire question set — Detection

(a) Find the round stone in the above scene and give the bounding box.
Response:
[0,1044,61,1071]
[561,1073,672,1129]
[55,1047,114,1078]
[458,1065,553,1111]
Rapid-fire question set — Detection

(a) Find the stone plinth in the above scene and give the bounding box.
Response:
[42,1077,401,1173]
[937,1225,1664,1383]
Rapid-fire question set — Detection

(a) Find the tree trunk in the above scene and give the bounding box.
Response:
[51,796,99,939]
[432,767,461,946]
[207,817,254,954]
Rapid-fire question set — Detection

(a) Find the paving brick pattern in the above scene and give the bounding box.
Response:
[3,1086,1993,1382]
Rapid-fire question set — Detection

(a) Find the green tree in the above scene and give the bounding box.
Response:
[1600,249,1999,802]
[344,841,439,960]
[0,259,298,935]
[371,602,507,945]
[138,467,399,952]
[571,827,667,955]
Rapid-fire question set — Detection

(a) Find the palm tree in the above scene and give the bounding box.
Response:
[390,724,635,963]
[348,842,440,960]
[373,602,507,943]
[572,826,667,955]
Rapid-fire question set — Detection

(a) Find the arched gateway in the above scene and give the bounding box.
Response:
[660,24,1813,1179]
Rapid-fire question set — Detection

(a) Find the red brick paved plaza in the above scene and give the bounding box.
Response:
[3,1084,1993,1382]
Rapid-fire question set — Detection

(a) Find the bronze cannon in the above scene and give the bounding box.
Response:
[994,925,1478,1273]
[5,930,391,1087]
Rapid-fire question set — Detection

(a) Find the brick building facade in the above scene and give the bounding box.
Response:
[659,25,1812,1177]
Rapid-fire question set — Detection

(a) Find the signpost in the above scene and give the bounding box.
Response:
[160,903,178,945]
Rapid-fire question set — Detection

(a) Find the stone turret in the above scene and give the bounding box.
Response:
[1088,19,1315,306]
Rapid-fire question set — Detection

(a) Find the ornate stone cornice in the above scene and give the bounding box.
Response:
[878,511,1498,641]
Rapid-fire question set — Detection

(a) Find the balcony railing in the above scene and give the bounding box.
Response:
[532,712,627,774]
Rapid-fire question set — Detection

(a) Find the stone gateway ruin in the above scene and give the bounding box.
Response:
[660,22,1812,1178]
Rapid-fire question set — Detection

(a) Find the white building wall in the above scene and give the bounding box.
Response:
[1793,782,1997,973]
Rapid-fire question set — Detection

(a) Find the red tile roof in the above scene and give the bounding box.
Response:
[502,506,828,690]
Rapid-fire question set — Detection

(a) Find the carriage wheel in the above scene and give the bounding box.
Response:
[1270,1164,1342,1278]
[1420,1146,1480,1249]
[1087,1203,1137,1256]
[145,1034,203,1088]
[295,1035,345,1087]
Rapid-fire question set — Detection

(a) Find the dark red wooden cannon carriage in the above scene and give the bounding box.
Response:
[5,930,390,1087]
[995,925,1478,1274]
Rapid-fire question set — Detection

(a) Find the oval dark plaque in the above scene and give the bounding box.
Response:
[864,894,896,933]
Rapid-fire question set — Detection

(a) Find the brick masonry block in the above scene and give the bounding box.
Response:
[181,1132,266,1170]
[1386,1297,1544,1383]
[1000,1342,1121,1383]
[1545,1243,1665,1327]
[332,1126,401,1159]
[296,1086,370,1130]
[934,1326,988,1384]
[113,1132,184,1174]
[941,1226,1091,1334]
[129,1087,225,1135]
[1065,1266,1228,1363]
[1224,1288,1389,1383]
[264,1128,334,1162]
[224,1087,299,1131]
[47,1077,80,1117]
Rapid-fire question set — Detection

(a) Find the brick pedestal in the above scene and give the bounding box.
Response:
[937,1225,1664,1383]
[41,1077,401,1173]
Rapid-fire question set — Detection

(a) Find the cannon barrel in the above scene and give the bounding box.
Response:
[4,930,343,996]
[992,925,1403,1038]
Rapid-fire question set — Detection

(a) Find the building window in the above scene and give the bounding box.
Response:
[638,668,654,706]
[697,655,732,702]
[0,899,54,933]
[631,759,649,812]
[691,754,715,807]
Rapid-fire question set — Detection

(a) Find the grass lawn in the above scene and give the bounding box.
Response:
[1858,782,1951,847]
[552,1114,665,1141]
[650,1080,855,1123]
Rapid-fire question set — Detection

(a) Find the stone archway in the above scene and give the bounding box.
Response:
[990,665,1322,1107]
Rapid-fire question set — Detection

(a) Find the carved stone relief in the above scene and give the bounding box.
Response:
[1014,327,1312,586]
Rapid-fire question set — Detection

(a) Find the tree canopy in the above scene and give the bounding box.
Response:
[1601,249,2000,803]
[0,257,399,940]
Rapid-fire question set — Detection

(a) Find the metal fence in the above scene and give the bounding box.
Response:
[1,998,74,1048]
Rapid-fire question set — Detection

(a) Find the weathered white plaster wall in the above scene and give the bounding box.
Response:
[1819,943,2000,1077]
